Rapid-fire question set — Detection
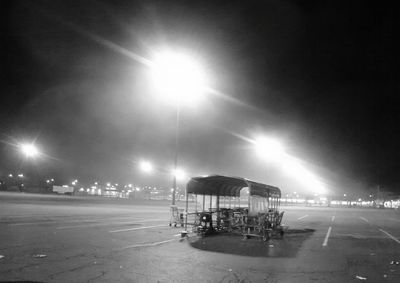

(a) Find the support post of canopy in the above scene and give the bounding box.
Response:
[248,186,251,211]
[216,195,220,228]
[185,186,189,231]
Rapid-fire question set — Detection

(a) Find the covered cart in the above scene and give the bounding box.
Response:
[184,175,285,241]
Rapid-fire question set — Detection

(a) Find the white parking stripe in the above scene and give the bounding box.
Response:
[379,229,400,244]
[360,217,369,223]
[10,222,54,226]
[8,216,144,226]
[297,215,308,220]
[119,239,175,250]
[109,224,165,233]
[322,226,332,247]
[331,216,335,222]
[56,219,166,230]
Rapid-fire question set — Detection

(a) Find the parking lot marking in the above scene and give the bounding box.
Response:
[109,224,165,233]
[360,217,369,223]
[331,216,335,222]
[389,218,400,222]
[8,216,146,227]
[120,239,175,250]
[379,229,400,244]
[297,214,308,220]
[10,222,53,226]
[56,218,165,229]
[322,226,332,247]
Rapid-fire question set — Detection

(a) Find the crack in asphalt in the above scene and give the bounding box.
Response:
[47,261,97,279]
[87,271,106,282]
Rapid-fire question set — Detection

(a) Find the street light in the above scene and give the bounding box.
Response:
[253,135,326,194]
[20,143,39,158]
[150,50,207,107]
[254,136,285,162]
[150,50,208,205]
[172,168,186,181]
[139,160,153,174]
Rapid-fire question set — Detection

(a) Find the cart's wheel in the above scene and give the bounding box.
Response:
[174,223,177,227]
[169,223,172,227]
[264,230,272,242]
[280,230,285,237]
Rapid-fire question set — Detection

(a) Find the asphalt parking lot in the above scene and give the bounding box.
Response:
[0,192,399,282]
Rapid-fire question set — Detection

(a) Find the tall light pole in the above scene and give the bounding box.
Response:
[150,50,207,205]
[171,105,181,205]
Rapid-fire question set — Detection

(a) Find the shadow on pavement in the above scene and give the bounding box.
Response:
[188,229,315,257]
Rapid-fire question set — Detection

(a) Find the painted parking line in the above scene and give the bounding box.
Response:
[322,226,332,247]
[56,218,166,230]
[389,218,400,222]
[8,216,150,226]
[360,217,369,223]
[297,215,309,220]
[10,219,114,226]
[331,216,335,222]
[109,224,166,233]
[10,222,55,226]
[379,229,400,244]
[119,239,175,250]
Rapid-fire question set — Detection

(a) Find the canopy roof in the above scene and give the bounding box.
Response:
[186,175,281,198]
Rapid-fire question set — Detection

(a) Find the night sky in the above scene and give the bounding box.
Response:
[1,0,399,195]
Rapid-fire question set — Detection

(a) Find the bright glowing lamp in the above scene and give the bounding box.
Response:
[254,137,285,162]
[150,51,207,106]
[172,168,185,181]
[139,161,153,174]
[20,143,39,158]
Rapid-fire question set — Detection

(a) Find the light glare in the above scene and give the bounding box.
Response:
[254,137,285,162]
[150,51,207,106]
[140,161,153,173]
[173,168,185,180]
[20,143,39,158]
[253,136,326,194]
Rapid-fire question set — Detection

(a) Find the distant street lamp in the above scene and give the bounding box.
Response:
[254,136,285,162]
[253,135,327,195]
[139,160,153,174]
[150,50,207,205]
[172,168,185,180]
[20,143,39,158]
